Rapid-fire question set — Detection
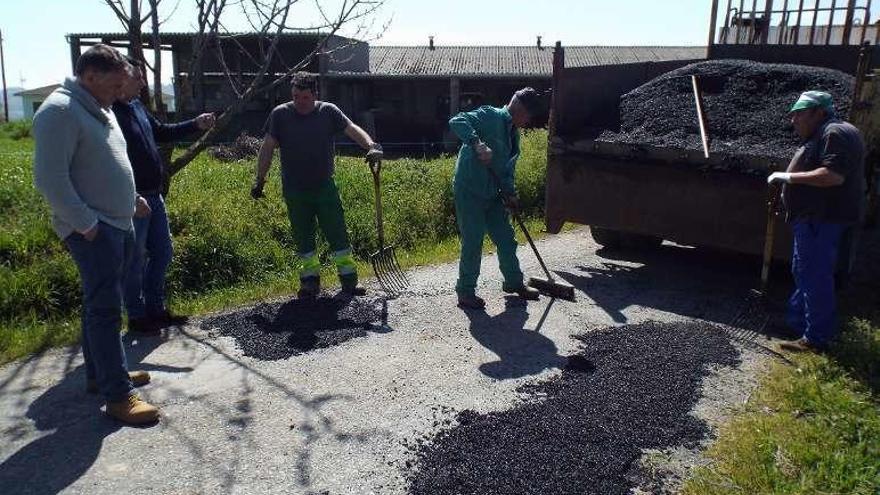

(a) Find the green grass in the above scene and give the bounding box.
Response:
[0,130,551,363]
[684,284,880,494]
[0,120,32,140]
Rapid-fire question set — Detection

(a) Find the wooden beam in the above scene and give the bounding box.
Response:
[842,0,858,45]
[549,41,564,136]
[449,77,460,117]
[68,36,82,75]
[708,0,721,51]
[762,0,775,44]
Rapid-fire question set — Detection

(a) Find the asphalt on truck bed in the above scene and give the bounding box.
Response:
[598,59,854,162]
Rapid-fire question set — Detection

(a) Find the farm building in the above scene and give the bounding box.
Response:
[14,84,61,120]
[66,32,705,146]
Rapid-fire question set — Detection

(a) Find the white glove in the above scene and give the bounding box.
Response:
[767,172,793,185]
[474,141,493,165]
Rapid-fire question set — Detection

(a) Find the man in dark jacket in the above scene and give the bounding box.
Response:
[112,57,215,334]
[768,91,866,352]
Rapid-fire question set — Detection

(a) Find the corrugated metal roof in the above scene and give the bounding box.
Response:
[358,46,706,77]
[14,84,62,97]
[67,32,330,39]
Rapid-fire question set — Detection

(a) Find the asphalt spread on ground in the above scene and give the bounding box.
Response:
[407,320,740,495]
[201,294,388,360]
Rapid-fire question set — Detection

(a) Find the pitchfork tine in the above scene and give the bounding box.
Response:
[382,256,405,292]
[386,260,406,290]
[389,248,409,284]
[374,256,401,295]
[377,267,398,296]
[388,251,408,289]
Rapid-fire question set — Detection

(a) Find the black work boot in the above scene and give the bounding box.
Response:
[457,293,486,310]
[150,309,189,327]
[128,317,160,337]
[298,276,320,299]
[340,273,366,296]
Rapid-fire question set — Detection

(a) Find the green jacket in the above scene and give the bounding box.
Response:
[449,105,519,199]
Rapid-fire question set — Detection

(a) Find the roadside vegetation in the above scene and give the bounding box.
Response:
[0,127,549,363]
[685,269,880,494]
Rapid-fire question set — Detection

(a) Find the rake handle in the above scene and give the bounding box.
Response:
[485,166,555,282]
[370,158,385,250]
[759,183,782,294]
[691,75,711,159]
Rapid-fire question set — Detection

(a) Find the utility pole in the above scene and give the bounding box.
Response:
[0,29,9,122]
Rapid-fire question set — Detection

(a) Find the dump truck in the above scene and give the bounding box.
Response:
[545,0,880,266]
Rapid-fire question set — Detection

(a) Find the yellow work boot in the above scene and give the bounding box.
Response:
[106,394,160,425]
[87,370,151,394]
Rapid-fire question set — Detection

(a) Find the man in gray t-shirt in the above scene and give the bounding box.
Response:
[252,72,383,297]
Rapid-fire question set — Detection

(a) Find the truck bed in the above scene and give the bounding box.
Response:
[545,137,793,260]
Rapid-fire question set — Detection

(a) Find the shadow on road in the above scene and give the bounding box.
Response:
[175,326,381,492]
[556,242,792,327]
[464,297,566,380]
[0,334,189,495]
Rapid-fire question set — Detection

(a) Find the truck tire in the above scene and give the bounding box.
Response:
[589,227,623,249]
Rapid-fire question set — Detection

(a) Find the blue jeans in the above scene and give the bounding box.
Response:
[125,194,173,319]
[65,222,135,401]
[786,221,846,348]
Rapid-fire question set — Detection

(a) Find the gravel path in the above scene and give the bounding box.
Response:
[0,228,773,494]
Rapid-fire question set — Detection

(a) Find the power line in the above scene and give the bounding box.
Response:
[0,29,9,122]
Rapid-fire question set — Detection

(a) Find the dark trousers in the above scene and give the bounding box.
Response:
[786,221,846,348]
[65,223,135,401]
[125,194,173,319]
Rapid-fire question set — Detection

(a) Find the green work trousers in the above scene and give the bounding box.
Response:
[283,179,357,284]
[454,188,524,296]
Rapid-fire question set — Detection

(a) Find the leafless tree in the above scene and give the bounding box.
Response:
[169,0,388,175]
[103,0,183,118]
[101,0,388,176]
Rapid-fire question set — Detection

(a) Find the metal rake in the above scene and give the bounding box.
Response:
[368,158,409,296]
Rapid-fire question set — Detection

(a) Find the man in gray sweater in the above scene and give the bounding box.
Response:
[32,44,160,425]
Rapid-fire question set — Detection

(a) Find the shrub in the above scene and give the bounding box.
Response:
[1,130,549,332]
[0,120,32,140]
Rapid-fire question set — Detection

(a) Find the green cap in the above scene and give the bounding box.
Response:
[789,91,834,113]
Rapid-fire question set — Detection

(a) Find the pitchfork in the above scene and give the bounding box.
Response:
[368,157,409,295]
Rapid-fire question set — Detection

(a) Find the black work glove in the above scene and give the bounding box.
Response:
[250,181,265,200]
[365,143,384,164]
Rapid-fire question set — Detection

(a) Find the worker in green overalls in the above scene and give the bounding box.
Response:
[448,88,544,309]
[252,72,383,298]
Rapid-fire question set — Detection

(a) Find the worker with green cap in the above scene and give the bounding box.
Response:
[768,90,866,352]
[448,88,545,309]
[252,72,383,298]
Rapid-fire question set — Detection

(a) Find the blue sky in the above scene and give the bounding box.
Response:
[0,0,713,88]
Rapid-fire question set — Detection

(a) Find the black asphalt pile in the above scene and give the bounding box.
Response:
[598,59,853,161]
[201,295,387,360]
[407,321,740,495]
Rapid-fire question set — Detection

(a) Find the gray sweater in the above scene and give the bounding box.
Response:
[33,77,136,239]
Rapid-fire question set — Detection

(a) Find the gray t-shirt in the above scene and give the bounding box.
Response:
[783,118,866,225]
[266,101,351,192]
